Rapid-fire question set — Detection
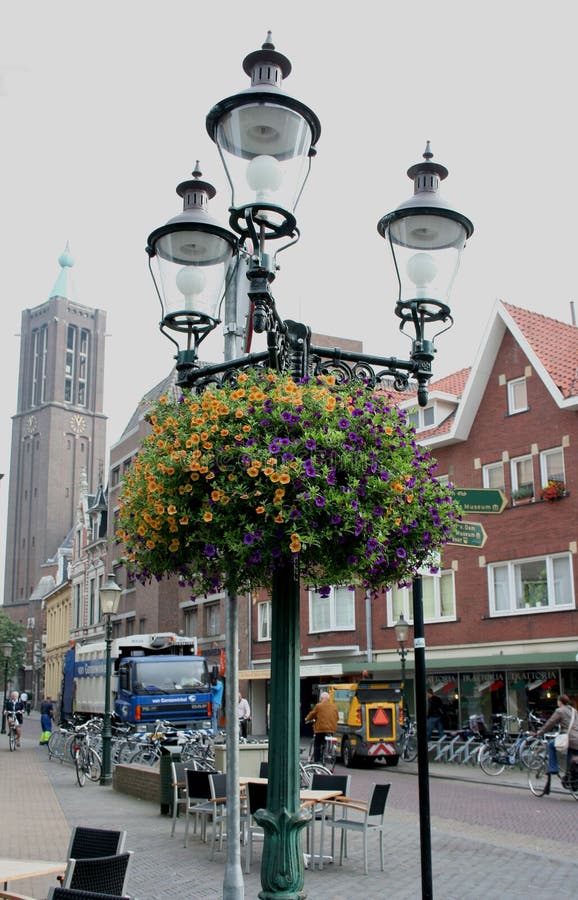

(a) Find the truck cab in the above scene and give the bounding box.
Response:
[328,680,403,767]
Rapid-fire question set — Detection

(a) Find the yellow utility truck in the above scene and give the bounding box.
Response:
[327,679,403,767]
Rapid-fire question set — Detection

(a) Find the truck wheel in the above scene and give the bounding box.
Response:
[342,738,355,768]
[384,755,399,767]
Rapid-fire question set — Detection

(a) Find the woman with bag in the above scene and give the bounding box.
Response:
[533,694,578,794]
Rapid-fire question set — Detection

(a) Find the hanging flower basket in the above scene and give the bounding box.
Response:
[117,370,459,597]
[540,480,566,502]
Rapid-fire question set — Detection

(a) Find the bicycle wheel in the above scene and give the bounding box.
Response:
[75,748,87,786]
[478,745,506,776]
[402,734,418,762]
[87,747,102,782]
[48,730,65,761]
[8,727,16,752]
[520,736,541,769]
[300,763,331,788]
[528,755,549,797]
[128,746,160,766]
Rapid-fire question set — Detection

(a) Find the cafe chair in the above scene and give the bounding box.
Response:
[323,782,390,875]
[47,889,131,899]
[57,828,127,886]
[208,773,228,860]
[309,773,351,866]
[183,768,218,847]
[169,761,188,837]
[258,761,269,778]
[243,780,268,873]
[62,851,133,895]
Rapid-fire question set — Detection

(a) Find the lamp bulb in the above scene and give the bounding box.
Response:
[176,266,206,310]
[406,252,438,296]
[246,154,283,196]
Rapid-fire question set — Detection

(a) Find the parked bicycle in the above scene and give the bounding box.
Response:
[299,748,332,787]
[478,714,541,776]
[71,726,102,786]
[396,717,418,762]
[6,713,19,751]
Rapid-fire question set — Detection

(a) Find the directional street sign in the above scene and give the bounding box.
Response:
[454,488,508,515]
[448,520,488,548]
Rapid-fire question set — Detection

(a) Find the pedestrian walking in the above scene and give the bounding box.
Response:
[426,688,445,741]
[40,695,55,745]
[211,677,224,734]
[238,692,251,738]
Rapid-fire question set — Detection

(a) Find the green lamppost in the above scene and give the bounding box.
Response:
[99,574,122,786]
[145,33,472,900]
[1,642,13,734]
[394,613,410,724]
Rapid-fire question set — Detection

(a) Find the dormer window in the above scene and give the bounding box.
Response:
[408,405,435,430]
[507,377,528,414]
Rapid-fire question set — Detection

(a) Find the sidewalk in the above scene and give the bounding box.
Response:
[2,715,577,899]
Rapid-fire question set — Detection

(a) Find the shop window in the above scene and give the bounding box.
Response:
[488,553,574,615]
[257,601,271,641]
[507,377,528,414]
[387,571,455,624]
[309,586,355,633]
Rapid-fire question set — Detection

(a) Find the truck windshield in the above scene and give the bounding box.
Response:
[133,659,209,694]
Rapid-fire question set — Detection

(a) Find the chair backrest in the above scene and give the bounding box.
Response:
[258,761,269,778]
[185,767,216,800]
[209,772,227,801]
[367,782,391,819]
[65,826,127,861]
[309,773,351,796]
[63,851,133,895]
[172,760,187,787]
[247,779,269,816]
[48,888,130,900]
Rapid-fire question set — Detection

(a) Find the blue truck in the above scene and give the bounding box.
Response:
[61,633,216,730]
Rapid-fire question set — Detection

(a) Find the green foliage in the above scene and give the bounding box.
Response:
[118,370,458,597]
[0,611,26,679]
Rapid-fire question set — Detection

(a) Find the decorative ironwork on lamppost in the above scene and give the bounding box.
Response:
[1,642,13,734]
[394,613,411,724]
[99,574,122,786]
[145,32,472,900]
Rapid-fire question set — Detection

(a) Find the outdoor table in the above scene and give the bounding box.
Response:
[299,789,343,870]
[0,858,65,890]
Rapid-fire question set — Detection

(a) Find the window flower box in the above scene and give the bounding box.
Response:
[540,480,566,502]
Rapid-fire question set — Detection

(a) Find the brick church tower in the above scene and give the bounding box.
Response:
[3,247,107,606]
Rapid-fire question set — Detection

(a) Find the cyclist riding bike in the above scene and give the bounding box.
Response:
[5,691,25,748]
[304,691,339,763]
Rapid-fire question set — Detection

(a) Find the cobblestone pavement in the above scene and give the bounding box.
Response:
[2,716,578,899]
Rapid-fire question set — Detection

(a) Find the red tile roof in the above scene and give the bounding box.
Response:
[503,303,578,399]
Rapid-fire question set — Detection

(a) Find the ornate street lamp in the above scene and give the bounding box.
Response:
[394,613,411,724]
[0,641,13,734]
[145,33,472,900]
[99,573,122,786]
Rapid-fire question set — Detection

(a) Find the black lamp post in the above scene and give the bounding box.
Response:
[0,642,12,734]
[99,574,122,786]
[145,32,472,900]
[394,613,410,723]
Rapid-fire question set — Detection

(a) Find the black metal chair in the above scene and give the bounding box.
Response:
[208,772,229,860]
[308,772,351,866]
[183,768,218,847]
[323,782,391,874]
[63,827,127,862]
[170,760,188,837]
[258,761,269,778]
[62,851,133,895]
[243,780,268,873]
[47,889,131,900]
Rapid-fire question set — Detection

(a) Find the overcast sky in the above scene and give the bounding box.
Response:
[1,1,576,595]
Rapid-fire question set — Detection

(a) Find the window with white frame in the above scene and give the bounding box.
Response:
[507,377,528,414]
[511,455,534,497]
[540,447,565,487]
[309,586,355,633]
[388,571,456,623]
[407,405,435,430]
[488,553,574,615]
[257,601,272,641]
[206,603,220,636]
[483,461,505,492]
[183,606,198,637]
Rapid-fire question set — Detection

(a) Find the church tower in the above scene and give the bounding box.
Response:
[3,247,107,606]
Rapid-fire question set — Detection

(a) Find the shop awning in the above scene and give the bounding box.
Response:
[239,662,344,681]
[363,649,578,674]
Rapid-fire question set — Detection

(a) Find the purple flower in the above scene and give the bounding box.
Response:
[305,459,316,477]
[204,544,217,558]
[243,533,256,545]
[338,418,349,429]
[331,514,342,525]
[396,547,407,558]
[315,495,326,507]
[317,586,331,598]
[305,438,317,450]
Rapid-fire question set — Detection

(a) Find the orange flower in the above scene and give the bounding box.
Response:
[279,473,291,484]
[167,504,177,515]
[203,511,213,522]
[256,506,265,514]
[247,467,259,477]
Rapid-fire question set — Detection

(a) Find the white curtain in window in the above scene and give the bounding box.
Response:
[422,577,435,618]
[493,566,509,611]
[440,573,455,617]
[311,593,331,632]
[552,556,571,606]
[334,588,355,629]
